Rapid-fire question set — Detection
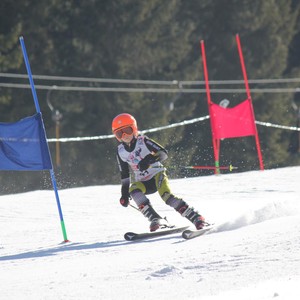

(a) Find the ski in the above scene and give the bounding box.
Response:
[182,225,214,240]
[124,226,189,241]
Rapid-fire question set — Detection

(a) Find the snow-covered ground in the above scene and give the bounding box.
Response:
[1,166,300,300]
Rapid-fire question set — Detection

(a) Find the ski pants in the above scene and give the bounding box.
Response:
[129,171,182,209]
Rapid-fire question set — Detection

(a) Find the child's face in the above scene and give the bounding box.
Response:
[114,126,134,144]
[121,133,134,144]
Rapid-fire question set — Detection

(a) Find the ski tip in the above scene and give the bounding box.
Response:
[124,232,137,241]
[182,225,214,240]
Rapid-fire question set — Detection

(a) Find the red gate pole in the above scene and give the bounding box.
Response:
[200,40,220,174]
[236,34,264,170]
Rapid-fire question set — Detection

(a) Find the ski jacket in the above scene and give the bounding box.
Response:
[116,135,167,182]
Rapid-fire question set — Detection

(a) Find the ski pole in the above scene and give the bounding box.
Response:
[183,165,237,171]
[150,164,237,171]
[129,203,140,211]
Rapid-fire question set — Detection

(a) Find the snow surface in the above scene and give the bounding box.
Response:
[1,166,300,300]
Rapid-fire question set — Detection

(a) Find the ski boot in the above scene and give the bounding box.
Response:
[149,218,169,232]
[139,203,168,232]
[176,202,206,230]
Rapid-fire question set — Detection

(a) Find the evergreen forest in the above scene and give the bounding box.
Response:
[1,0,300,194]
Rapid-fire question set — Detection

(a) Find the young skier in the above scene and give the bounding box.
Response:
[112,113,206,232]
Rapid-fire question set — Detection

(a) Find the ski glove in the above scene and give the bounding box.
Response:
[138,154,158,171]
[120,178,130,207]
[120,195,130,207]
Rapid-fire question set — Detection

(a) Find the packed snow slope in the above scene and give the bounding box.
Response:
[1,166,300,300]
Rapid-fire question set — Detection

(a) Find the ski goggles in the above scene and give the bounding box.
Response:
[114,126,133,139]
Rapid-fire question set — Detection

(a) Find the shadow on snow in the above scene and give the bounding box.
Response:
[0,235,183,261]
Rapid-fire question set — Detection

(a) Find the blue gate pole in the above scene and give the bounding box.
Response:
[19,36,69,242]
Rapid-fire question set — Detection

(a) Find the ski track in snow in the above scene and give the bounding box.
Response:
[0,166,300,300]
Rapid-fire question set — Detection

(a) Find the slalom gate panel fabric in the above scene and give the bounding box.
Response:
[0,113,52,170]
[210,99,256,139]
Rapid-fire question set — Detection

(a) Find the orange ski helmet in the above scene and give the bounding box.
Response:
[112,113,138,141]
